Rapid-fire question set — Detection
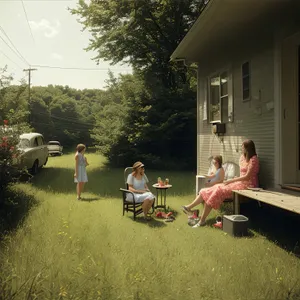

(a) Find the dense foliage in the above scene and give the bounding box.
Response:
[0,121,20,192]
[1,0,207,170]
[0,83,102,148]
[70,0,207,169]
[0,71,196,169]
[0,69,30,199]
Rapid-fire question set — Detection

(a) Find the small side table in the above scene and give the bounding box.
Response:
[152,183,173,211]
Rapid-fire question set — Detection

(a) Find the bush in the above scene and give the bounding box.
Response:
[0,120,27,197]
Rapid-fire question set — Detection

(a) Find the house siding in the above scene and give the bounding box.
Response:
[197,41,275,188]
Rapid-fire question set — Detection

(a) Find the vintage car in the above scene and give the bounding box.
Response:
[18,133,48,174]
[47,141,63,156]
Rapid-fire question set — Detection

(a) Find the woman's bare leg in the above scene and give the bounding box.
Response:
[185,194,204,210]
[147,199,154,213]
[77,182,85,199]
[80,182,85,195]
[199,203,212,224]
[76,183,80,198]
[142,199,154,216]
[142,199,150,216]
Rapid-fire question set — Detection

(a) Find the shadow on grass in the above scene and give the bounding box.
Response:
[239,201,300,256]
[131,216,167,228]
[30,167,125,198]
[80,197,101,202]
[31,166,196,198]
[0,188,38,238]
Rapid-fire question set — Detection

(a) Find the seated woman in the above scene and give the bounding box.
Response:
[182,139,259,228]
[126,161,155,220]
[204,155,225,188]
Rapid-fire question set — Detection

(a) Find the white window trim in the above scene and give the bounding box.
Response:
[207,67,233,123]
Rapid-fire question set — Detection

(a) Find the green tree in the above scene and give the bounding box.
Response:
[71,0,204,169]
[0,69,31,199]
[71,0,205,87]
[0,68,28,125]
[91,72,146,164]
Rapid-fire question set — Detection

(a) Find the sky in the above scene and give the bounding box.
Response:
[0,0,132,90]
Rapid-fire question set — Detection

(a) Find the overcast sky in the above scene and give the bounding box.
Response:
[0,0,132,90]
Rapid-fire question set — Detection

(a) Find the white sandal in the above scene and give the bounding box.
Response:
[192,221,206,228]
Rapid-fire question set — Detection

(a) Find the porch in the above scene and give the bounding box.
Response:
[233,188,300,215]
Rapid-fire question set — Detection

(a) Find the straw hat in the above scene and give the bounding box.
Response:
[132,161,144,170]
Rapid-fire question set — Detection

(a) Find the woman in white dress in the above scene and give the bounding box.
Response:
[127,161,155,220]
[74,144,88,200]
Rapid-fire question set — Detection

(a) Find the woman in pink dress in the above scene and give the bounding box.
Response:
[182,140,259,228]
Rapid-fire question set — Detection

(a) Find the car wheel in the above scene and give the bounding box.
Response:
[31,160,39,175]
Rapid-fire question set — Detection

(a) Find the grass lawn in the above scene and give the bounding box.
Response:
[0,153,300,300]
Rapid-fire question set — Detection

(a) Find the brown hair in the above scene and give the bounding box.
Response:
[76,144,86,153]
[131,161,144,177]
[132,161,144,170]
[243,139,257,161]
[213,155,223,168]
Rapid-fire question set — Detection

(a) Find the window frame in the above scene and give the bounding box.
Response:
[37,136,44,146]
[207,68,233,124]
[241,61,251,102]
[33,138,38,147]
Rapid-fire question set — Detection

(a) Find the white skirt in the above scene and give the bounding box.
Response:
[126,192,155,203]
[74,165,88,183]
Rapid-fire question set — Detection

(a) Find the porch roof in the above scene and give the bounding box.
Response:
[170,0,287,64]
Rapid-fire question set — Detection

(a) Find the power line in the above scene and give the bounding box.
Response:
[31,64,132,71]
[30,119,98,133]
[21,0,35,43]
[0,25,30,66]
[30,120,93,132]
[0,26,15,49]
[0,34,28,66]
[37,111,96,127]
[0,49,24,70]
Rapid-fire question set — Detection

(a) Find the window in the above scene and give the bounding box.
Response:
[19,138,30,149]
[242,62,250,101]
[37,136,44,146]
[48,141,60,146]
[209,76,220,122]
[208,70,232,123]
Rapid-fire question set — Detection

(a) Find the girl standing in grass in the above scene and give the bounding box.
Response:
[74,144,88,200]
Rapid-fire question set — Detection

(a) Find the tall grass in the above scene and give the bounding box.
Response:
[0,153,299,299]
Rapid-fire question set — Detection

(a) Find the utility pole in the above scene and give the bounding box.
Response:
[23,68,37,122]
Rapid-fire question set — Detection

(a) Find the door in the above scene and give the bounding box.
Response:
[37,136,47,166]
[281,32,300,184]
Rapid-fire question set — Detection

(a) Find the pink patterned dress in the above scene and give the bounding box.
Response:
[200,155,260,209]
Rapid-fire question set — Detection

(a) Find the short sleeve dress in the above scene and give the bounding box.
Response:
[200,155,259,209]
[208,168,223,184]
[126,173,155,203]
[74,152,88,183]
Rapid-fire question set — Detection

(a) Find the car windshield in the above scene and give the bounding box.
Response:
[19,138,30,149]
[48,142,60,145]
